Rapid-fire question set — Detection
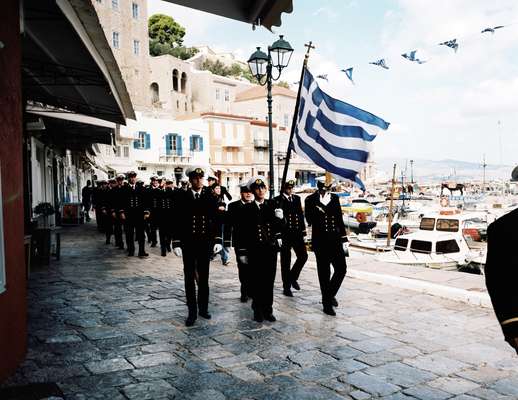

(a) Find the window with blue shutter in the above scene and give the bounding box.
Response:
[200,137,204,152]
[165,134,172,155]
[189,136,194,152]
[177,135,182,156]
[145,133,151,149]
[133,139,139,149]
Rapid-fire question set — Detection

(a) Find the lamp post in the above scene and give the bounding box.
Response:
[247,35,294,198]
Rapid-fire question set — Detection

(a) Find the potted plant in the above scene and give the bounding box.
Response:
[33,202,55,264]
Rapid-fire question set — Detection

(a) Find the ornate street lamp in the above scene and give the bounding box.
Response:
[247,35,294,198]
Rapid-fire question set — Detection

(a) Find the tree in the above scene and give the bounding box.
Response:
[276,81,290,89]
[148,14,199,60]
[200,59,254,82]
[148,14,185,47]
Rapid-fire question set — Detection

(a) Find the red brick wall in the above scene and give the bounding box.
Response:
[0,0,27,381]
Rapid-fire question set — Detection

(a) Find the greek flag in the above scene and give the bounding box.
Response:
[292,69,390,189]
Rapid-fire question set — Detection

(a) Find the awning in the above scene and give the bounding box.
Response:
[22,0,135,125]
[27,109,115,151]
[164,0,293,31]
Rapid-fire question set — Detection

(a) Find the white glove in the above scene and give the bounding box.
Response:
[173,247,183,257]
[343,243,349,257]
[238,255,248,264]
[274,208,284,219]
[277,238,283,248]
[213,244,223,254]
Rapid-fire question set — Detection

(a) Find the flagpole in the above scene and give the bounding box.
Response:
[280,41,315,190]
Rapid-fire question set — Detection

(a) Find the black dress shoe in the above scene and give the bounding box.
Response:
[240,294,248,303]
[199,311,212,320]
[161,248,167,257]
[283,288,294,297]
[138,252,149,258]
[127,251,134,257]
[291,280,301,291]
[332,297,339,307]
[253,312,264,323]
[323,306,336,316]
[265,314,277,322]
[185,315,196,327]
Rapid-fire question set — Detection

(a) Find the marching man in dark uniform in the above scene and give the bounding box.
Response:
[172,166,223,327]
[274,179,308,297]
[485,209,518,354]
[120,171,149,258]
[305,177,348,316]
[238,176,284,323]
[224,183,255,302]
[158,180,175,256]
[101,179,116,245]
[112,174,126,249]
[146,176,161,248]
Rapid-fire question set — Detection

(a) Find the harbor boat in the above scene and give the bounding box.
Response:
[376,210,488,270]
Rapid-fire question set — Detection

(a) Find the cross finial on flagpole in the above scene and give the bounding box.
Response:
[304,41,315,64]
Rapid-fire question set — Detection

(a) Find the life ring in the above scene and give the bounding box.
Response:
[356,212,367,223]
[440,197,449,207]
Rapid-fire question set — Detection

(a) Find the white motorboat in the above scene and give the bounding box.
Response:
[376,210,488,270]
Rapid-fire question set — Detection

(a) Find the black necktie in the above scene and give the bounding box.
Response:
[195,193,200,200]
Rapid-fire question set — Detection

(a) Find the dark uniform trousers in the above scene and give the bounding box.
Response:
[486,208,518,351]
[173,190,222,317]
[146,188,162,246]
[113,215,124,247]
[249,245,277,315]
[225,200,251,298]
[182,241,211,314]
[275,194,308,290]
[280,235,308,289]
[305,192,348,308]
[240,201,282,316]
[121,185,147,255]
[124,211,145,254]
[158,189,174,251]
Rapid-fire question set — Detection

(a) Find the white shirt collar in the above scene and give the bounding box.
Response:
[283,193,292,200]
[192,189,202,197]
[255,199,265,208]
[319,192,331,206]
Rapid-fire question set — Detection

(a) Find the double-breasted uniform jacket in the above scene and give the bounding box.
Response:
[172,189,222,248]
[239,200,283,253]
[145,186,162,217]
[224,200,249,252]
[274,194,307,240]
[485,208,518,341]
[304,192,347,249]
[119,184,148,217]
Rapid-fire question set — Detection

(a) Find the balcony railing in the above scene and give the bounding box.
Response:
[254,139,269,148]
[159,148,193,163]
[222,139,244,147]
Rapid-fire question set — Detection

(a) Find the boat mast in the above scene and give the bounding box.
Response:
[386,164,397,247]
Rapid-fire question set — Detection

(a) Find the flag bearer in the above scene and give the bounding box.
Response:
[274,179,308,297]
[120,171,149,258]
[172,166,223,327]
[224,183,255,302]
[238,177,284,323]
[304,177,347,316]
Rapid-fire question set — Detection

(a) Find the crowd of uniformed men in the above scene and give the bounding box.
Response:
[87,167,348,327]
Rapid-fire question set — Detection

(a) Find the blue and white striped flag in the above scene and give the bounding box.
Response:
[292,69,390,189]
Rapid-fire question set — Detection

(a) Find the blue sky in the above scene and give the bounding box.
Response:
[148,0,518,166]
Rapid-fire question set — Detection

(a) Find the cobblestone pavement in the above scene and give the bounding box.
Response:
[4,223,518,400]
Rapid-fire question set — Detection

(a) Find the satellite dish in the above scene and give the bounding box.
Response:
[511,166,518,181]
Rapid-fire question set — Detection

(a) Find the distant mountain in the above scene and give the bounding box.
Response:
[375,157,514,183]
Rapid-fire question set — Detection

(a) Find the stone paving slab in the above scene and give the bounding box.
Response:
[2,223,518,400]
